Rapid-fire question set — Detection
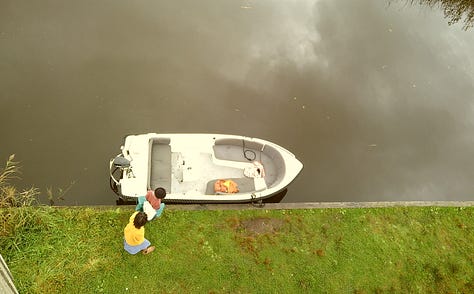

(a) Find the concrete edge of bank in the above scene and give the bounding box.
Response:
[144,201,474,210]
[60,201,474,211]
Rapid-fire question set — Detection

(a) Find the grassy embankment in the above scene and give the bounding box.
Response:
[1,205,474,293]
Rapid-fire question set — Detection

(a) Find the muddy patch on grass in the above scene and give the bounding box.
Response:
[230,217,286,259]
[240,217,285,236]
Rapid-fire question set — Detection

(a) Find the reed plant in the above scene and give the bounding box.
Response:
[0,154,39,208]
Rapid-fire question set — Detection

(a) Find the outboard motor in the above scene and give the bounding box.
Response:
[109,154,135,197]
[112,156,131,168]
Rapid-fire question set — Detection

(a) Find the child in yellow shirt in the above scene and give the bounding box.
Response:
[123,211,155,254]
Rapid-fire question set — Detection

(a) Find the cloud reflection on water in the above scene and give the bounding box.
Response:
[1,0,473,204]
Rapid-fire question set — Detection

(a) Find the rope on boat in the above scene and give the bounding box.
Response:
[251,193,265,208]
[242,139,256,161]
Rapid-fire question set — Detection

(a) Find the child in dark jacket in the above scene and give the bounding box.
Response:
[136,187,166,221]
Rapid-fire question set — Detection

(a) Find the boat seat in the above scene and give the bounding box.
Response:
[205,178,256,195]
[213,139,264,162]
[149,139,172,192]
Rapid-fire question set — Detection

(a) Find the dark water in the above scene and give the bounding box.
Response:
[1,0,473,205]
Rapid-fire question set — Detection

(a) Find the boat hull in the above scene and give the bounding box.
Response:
[110,133,303,203]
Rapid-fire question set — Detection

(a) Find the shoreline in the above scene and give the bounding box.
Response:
[52,201,474,211]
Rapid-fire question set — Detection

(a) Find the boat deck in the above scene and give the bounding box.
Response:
[148,138,284,197]
[169,152,247,195]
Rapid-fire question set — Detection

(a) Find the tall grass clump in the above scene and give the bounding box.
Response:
[0,154,44,254]
[1,154,72,245]
[0,154,39,208]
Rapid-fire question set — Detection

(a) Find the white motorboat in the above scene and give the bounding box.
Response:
[109,133,303,204]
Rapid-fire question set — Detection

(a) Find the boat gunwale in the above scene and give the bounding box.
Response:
[114,133,303,202]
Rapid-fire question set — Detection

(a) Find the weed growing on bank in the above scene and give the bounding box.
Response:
[0,154,72,246]
[2,207,474,293]
[0,154,39,208]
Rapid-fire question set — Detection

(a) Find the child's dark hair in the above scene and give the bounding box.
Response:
[154,187,166,199]
[133,212,148,229]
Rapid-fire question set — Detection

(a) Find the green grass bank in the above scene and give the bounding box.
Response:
[1,206,474,293]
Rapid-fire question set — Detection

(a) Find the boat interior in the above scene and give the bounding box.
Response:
[147,137,286,195]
